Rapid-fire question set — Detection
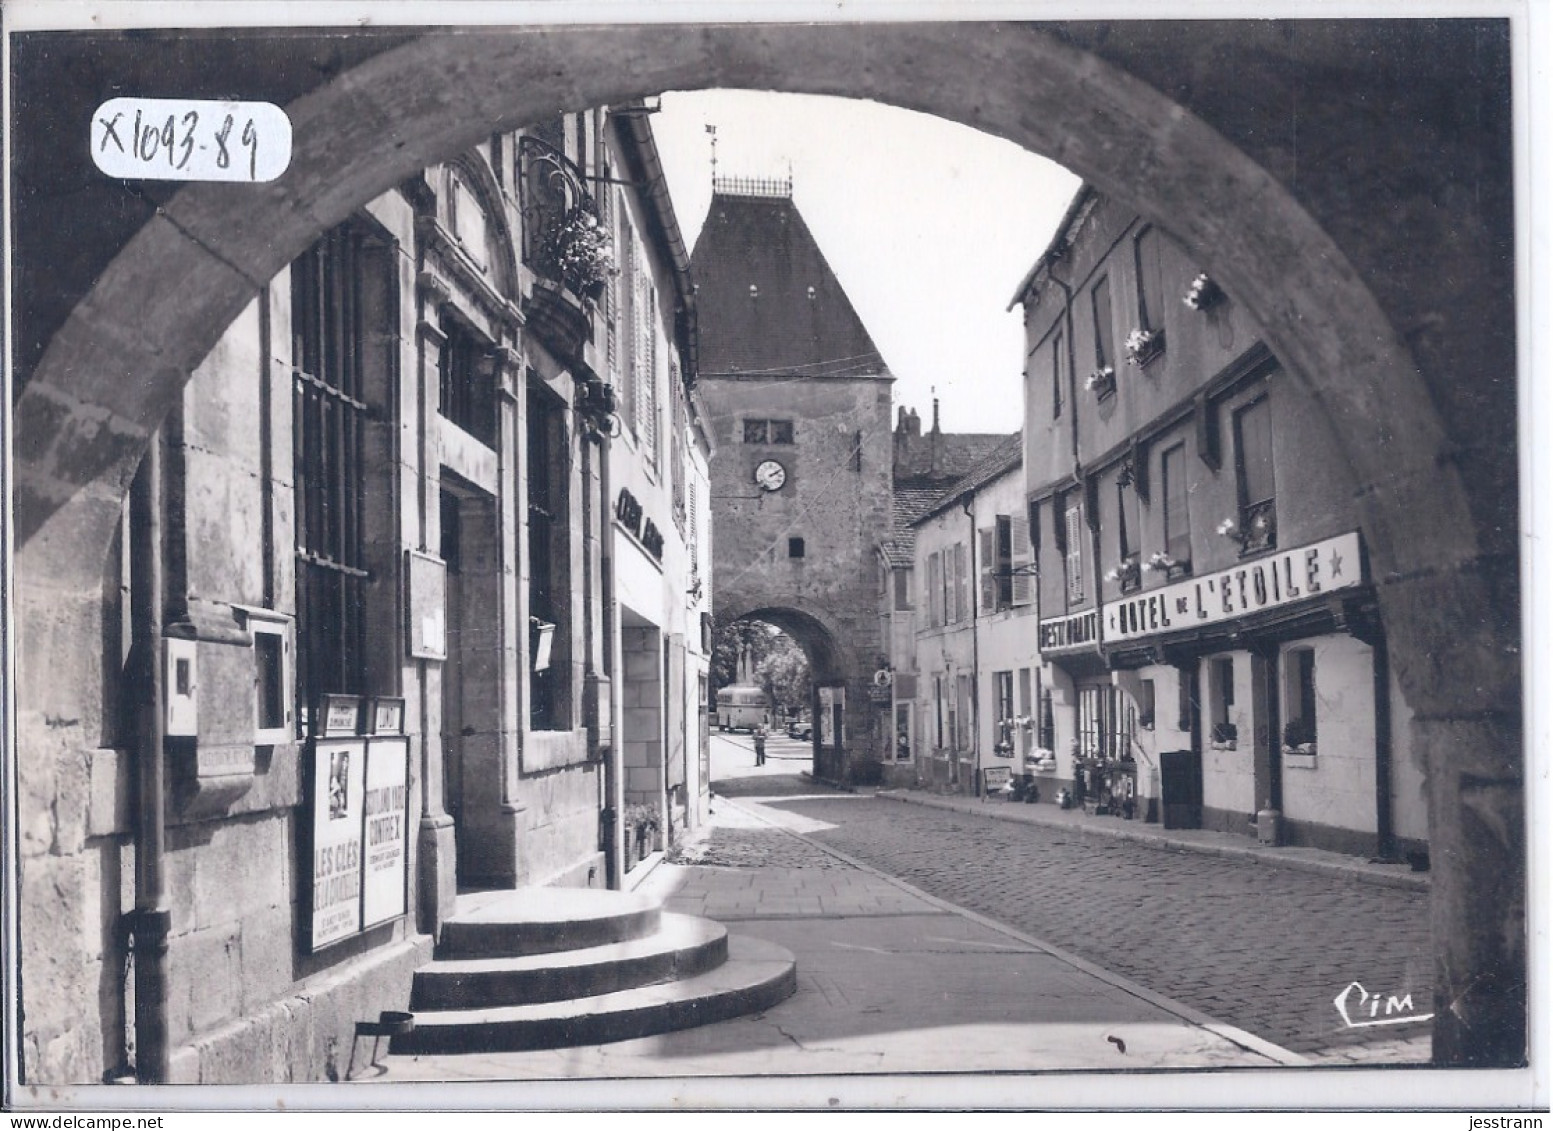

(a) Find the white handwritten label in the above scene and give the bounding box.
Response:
[92,98,292,183]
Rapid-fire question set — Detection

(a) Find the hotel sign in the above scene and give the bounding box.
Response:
[1102,531,1364,644]
[1038,609,1099,653]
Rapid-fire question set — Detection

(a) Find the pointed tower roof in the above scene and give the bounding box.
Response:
[691,183,888,379]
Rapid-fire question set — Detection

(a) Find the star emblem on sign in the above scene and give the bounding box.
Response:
[1330,549,1344,578]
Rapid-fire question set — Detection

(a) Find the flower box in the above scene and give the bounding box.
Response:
[1184,273,1223,311]
[1124,327,1165,366]
[1085,366,1116,400]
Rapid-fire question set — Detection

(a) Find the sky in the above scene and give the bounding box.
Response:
[649,89,1082,437]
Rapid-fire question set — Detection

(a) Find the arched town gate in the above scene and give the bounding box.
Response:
[10,22,1520,1065]
[717,604,875,786]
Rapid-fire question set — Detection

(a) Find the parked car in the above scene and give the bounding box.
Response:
[786,717,813,740]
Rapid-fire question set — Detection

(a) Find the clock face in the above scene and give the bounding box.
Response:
[753,459,788,492]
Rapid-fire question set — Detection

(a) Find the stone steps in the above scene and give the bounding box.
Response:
[437,887,661,959]
[410,912,729,1010]
[392,888,796,1056]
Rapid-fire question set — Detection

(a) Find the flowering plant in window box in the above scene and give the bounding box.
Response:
[1210,721,1238,750]
[1085,365,1116,399]
[1124,327,1165,366]
[1104,557,1142,591]
[1183,273,1223,311]
[1029,748,1057,772]
[542,209,614,300]
[1141,551,1177,573]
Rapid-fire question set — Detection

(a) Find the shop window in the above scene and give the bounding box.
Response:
[1208,657,1237,748]
[1139,678,1156,730]
[1233,396,1276,554]
[994,670,1015,755]
[1077,685,1132,762]
[527,378,572,730]
[940,675,954,750]
[1038,687,1056,750]
[1017,668,1034,755]
[1282,647,1318,753]
[1161,442,1191,572]
[956,673,973,751]
[292,221,384,724]
[439,312,496,447]
[788,536,805,559]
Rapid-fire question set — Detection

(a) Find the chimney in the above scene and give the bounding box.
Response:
[931,397,941,435]
[908,408,921,436]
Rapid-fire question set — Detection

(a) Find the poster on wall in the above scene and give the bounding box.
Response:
[309,738,365,950]
[819,687,835,746]
[362,737,411,929]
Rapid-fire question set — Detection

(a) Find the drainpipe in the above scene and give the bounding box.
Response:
[128,439,171,1083]
[598,425,621,888]
[963,496,980,795]
[1372,629,1396,859]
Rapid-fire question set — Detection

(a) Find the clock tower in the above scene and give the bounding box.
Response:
[691,177,895,785]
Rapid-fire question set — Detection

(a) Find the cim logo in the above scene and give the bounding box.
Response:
[1333,981,1434,1029]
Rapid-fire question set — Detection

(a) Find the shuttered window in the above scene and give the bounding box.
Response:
[1065,501,1085,604]
[978,526,998,614]
[1009,512,1033,606]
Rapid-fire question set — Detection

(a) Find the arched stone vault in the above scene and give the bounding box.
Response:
[715,603,854,687]
[11,20,1520,1065]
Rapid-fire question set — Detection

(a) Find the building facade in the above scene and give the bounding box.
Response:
[899,436,1038,796]
[15,106,712,1085]
[1015,188,1428,857]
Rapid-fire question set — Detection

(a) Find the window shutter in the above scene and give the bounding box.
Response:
[926,552,942,627]
[954,543,968,624]
[978,527,997,615]
[1065,504,1084,603]
[1010,514,1033,605]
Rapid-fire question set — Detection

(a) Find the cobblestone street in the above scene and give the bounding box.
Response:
[704,747,1431,1061]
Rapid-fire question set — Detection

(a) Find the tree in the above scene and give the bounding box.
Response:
[710,619,811,715]
[755,641,811,717]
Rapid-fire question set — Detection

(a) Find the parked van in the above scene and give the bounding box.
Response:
[716,685,771,733]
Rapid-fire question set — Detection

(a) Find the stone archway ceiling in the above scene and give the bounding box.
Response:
[13,16,1517,715]
[724,607,848,685]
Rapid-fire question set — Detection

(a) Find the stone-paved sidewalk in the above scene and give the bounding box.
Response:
[874,786,1429,892]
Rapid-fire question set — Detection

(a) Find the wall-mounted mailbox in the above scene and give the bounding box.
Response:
[164,637,198,737]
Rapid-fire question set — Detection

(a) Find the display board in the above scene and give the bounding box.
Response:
[309,738,365,949]
[362,737,410,929]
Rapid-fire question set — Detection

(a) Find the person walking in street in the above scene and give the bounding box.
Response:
[754,722,768,766]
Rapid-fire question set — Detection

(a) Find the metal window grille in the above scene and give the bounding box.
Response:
[292,226,374,719]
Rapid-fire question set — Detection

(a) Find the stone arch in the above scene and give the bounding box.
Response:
[11,21,1519,1064]
[714,601,854,687]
